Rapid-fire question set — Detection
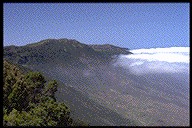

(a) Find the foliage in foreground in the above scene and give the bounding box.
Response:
[3,60,88,126]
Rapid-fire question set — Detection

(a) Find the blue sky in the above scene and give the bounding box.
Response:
[3,3,189,49]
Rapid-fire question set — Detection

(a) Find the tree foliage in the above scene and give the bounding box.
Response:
[3,60,88,126]
[43,80,58,100]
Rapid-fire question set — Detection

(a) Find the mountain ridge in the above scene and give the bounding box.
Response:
[4,38,132,67]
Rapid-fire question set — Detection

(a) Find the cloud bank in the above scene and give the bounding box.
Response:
[113,47,189,75]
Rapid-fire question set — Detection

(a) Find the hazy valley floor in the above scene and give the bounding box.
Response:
[29,63,189,126]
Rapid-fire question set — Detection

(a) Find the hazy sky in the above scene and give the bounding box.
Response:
[3,3,189,49]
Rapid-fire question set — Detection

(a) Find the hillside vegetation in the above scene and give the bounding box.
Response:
[3,59,88,126]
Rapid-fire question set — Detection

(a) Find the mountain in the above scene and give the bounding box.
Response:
[4,38,189,126]
[4,39,189,126]
[4,38,132,67]
[3,39,136,126]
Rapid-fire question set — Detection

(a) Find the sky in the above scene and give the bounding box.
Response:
[3,3,189,49]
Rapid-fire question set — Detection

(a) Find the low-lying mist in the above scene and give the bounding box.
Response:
[113,47,189,75]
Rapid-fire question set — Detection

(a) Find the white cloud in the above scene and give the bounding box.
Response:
[130,47,189,54]
[113,47,189,75]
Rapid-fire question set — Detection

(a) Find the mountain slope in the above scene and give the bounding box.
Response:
[3,39,136,126]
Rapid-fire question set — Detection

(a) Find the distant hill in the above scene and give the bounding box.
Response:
[4,38,132,68]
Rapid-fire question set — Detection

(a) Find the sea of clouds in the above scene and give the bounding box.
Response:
[113,47,189,75]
